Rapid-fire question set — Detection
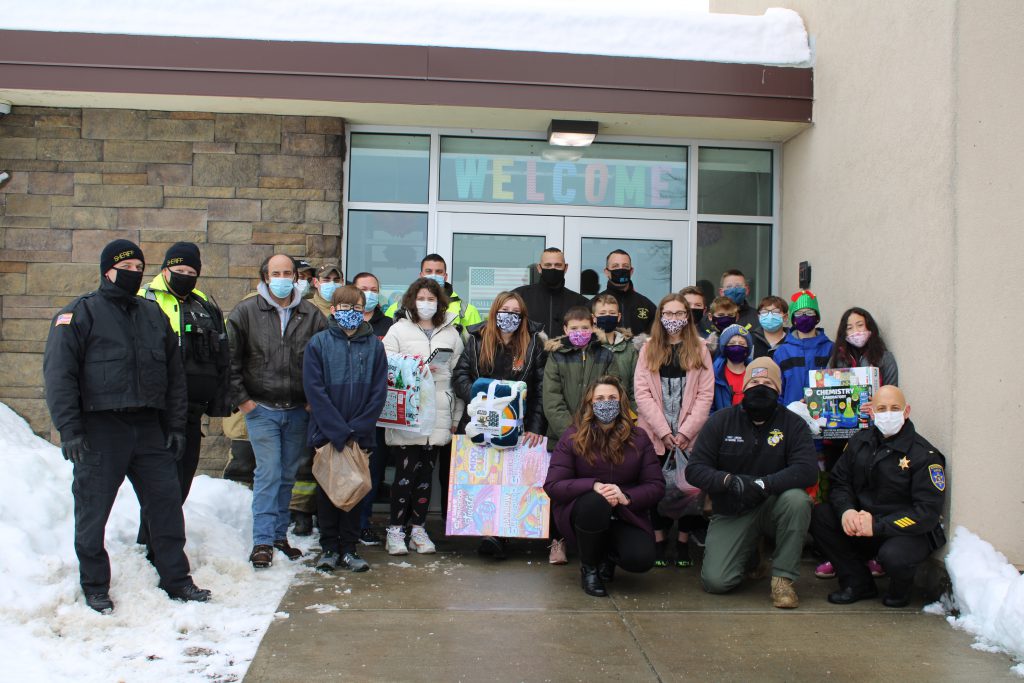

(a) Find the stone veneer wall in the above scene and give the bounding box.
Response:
[0,106,344,476]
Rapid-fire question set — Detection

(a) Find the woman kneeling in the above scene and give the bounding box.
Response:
[544,376,665,597]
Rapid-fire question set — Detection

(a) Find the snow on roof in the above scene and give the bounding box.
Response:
[0,0,811,67]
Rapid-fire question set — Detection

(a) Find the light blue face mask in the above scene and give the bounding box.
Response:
[426,274,446,287]
[362,290,379,311]
[269,277,294,299]
[319,281,339,302]
[759,312,784,332]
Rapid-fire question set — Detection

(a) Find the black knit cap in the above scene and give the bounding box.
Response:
[100,239,144,273]
[162,241,202,275]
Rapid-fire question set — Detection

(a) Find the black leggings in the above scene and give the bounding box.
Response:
[571,491,656,572]
[389,445,440,527]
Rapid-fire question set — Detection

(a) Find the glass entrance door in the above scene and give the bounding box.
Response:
[563,217,689,300]
[437,213,563,315]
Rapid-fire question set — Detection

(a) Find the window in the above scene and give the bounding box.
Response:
[345,210,428,307]
[696,222,772,305]
[349,133,430,204]
[698,148,772,216]
[439,137,686,209]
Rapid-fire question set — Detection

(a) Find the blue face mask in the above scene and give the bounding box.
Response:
[333,308,363,330]
[319,281,338,302]
[269,277,294,299]
[759,312,784,332]
[363,290,379,311]
[723,285,747,305]
[426,274,446,287]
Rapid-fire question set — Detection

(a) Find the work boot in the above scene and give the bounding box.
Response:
[883,578,913,608]
[249,544,274,569]
[828,584,879,605]
[771,576,799,609]
[580,565,608,597]
[85,592,114,614]
[165,583,212,603]
[274,539,303,560]
[291,511,313,537]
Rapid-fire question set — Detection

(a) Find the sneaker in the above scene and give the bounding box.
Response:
[316,550,341,572]
[291,511,313,537]
[165,582,212,603]
[408,526,436,554]
[385,526,408,555]
[85,592,114,614]
[814,561,836,579]
[771,576,799,609]
[654,540,669,568]
[359,528,382,547]
[548,538,568,565]
[340,552,370,573]
[868,559,886,577]
[675,541,694,568]
[273,539,303,561]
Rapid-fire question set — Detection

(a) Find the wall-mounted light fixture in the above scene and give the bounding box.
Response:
[547,119,598,147]
[0,170,12,190]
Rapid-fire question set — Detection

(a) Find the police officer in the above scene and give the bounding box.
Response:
[596,249,657,335]
[811,385,947,607]
[685,357,818,609]
[43,239,211,613]
[138,242,231,530]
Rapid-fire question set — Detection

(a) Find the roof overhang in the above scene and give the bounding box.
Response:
[0,30,813,141]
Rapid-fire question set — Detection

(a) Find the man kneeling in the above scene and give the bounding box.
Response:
[811,385,946,607]
[686,358,817,608]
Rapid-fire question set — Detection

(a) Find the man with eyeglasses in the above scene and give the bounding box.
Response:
[752,295,790,358]
[513,247,588,337]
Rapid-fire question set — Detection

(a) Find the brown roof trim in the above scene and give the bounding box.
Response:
[0,30,812,122]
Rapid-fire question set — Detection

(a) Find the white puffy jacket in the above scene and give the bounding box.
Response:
[383,312,465,447]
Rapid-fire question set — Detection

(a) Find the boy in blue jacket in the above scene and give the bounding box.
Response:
[712,324,754,413]
[772,290,835,405]
[303,285,388,572]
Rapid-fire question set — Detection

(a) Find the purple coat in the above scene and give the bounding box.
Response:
[544,425,665,549]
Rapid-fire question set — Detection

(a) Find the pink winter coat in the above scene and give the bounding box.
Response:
[634,339,714,455]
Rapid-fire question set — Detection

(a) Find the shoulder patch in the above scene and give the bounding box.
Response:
[928,464,946,491]
[54,312,74,326]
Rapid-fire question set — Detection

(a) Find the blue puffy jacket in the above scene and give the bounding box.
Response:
[711,356,736,414]
[772,330,835,404]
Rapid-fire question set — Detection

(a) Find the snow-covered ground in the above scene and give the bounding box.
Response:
[0,0,811,67]
[0,402,310,682]
[926,527,1024,677]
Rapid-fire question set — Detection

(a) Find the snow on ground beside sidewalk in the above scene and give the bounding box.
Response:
[927,527,1024,677]
[0,402,310,682]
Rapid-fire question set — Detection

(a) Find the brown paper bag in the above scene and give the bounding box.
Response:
[312,441,372,511]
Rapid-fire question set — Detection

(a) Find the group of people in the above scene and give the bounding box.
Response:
[43,239,947,615]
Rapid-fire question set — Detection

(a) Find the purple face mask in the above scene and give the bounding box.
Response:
[723,344,749,363]
[792,313,818,333]
[567,329,593,348]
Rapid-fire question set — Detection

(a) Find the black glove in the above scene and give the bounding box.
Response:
[61,436,89,464]
[165,431,187,462]
[741,476,770,508]
[724,473,746,500]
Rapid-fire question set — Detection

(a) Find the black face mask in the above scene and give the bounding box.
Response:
[110,268,144,295]
[690,307,705,326]
[539,267,565,288]
[594,315,619,333]
[742,384,779,422]
[608,268,631,286]
[168,271,198,298]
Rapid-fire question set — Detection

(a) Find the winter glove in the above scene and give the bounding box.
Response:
[61,436,89,464]
[165,431,187,462]
[741,476,770,508]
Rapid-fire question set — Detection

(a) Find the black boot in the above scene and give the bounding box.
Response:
[292,511,313,537]
[828,584,879,605]
[85,592,114,614]
[477,536,507,560]
[165,582,212,603]
[598,558,616,583]
[581,565,608,597]
[883,578,912,608]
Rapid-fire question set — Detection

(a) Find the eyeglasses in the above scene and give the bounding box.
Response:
[335,305,365,312]
[759,309,784,315]
[660,311,688,320]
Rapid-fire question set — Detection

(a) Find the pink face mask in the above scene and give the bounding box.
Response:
[567,329,593,348]
[846,330,872,348]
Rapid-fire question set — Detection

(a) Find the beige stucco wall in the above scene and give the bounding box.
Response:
[712,0,1023,564]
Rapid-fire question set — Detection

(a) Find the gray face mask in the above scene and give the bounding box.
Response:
[593,399,621,424]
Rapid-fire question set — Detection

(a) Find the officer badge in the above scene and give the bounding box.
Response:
[637,308,649,320]
[928,464,946,491]
[767,429,784,447]
[898,456,910,471]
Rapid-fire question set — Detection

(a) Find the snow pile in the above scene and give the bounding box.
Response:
[935,527,1024,676]
[0,402,307,682]
[0,0,811,67]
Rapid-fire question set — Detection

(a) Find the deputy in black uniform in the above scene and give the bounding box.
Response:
[137,242,231,546]
[43,239,211,614]
[596,249,657,335]
[811,385,947,607]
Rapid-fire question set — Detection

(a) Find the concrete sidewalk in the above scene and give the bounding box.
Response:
[246,521,1016,682]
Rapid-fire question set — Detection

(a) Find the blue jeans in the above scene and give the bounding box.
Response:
[245,405,309,546]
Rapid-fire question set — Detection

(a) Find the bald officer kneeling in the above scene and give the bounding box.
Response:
[811,385,947,607]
